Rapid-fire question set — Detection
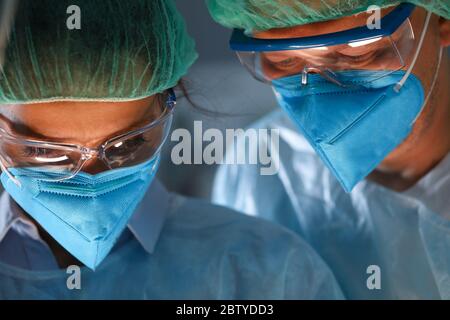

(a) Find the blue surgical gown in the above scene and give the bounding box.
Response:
[0,179,343,299]
[213,109,450,300]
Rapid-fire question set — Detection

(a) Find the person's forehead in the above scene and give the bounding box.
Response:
[253,7,395,39]
[0,96,160,142]
[0,97,158,122]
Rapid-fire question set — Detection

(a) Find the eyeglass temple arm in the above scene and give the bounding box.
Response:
[301,67,348,87]
[394,10,432,92]
[0,155,21,188]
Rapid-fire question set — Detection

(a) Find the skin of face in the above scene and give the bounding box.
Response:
[257,8,413,79]
[0,95,164,267]
[254,7,450,191]
[0,95,164,174]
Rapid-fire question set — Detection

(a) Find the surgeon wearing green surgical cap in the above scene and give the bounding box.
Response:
[0,0,344,299]
[209,0,450,299]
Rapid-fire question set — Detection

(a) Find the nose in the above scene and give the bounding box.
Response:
[80,157,110,174]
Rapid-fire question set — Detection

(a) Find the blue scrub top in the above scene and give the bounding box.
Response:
[0,179,343,300]
[213,109,450,300]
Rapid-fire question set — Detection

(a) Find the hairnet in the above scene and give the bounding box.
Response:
[207,0,450,34]
[0,0,198,104]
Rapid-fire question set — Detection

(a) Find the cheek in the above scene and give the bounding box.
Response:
[410,16,443,91]
[381,100,433,165]
[440,19,450,46]
[1,143,25,166]
[387,99,433,158]
[407,108,430,141]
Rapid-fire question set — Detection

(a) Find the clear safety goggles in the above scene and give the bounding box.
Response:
[230,3,420,87]
[0,89,176,183]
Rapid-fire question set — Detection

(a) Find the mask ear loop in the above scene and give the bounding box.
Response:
[411,45,444,124]
[0,155,21,188]
[394,10,432,93]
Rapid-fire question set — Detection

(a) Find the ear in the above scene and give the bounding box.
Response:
[439,18,450,47]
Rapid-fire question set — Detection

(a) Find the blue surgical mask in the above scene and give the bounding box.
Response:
[0,157,159,270]
[272,70,426,192]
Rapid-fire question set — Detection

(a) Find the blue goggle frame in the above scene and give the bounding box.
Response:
[230,3,415,52]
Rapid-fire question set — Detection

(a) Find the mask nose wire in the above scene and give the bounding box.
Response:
[394,10,432,93]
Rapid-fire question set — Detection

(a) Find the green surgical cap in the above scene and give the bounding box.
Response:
[207,0,450,34]
[0,0,198,104]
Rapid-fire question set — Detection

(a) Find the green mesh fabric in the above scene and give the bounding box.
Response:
[207,0,450,33]
[0,0,198,104]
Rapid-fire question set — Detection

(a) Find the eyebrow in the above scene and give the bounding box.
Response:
[0,93,166,143]
[1,105,165,144]
[11,121,58,140]
[0,114,56,141]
